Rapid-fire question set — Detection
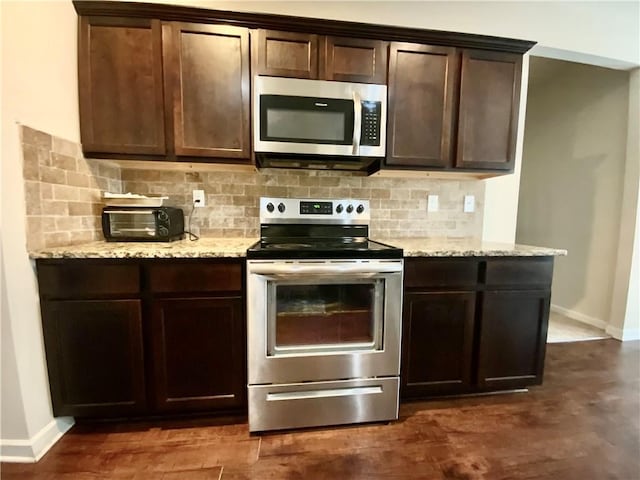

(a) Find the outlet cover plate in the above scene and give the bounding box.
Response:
[427,195,439,212]
[463,195,475,213]
[193,189,205,207]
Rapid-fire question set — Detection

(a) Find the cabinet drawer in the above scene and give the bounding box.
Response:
[37,262,140,297]
[148,261,242,293]
[404,258,478,289]
[484,257,553,288]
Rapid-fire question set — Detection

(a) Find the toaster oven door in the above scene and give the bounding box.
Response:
[104,210,158,239]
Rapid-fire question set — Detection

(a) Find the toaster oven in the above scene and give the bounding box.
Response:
[102,206,184,242]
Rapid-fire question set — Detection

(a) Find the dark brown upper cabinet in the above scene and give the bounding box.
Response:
[78,16,166,155]
[255,29,387,84]
[256,29,319,79]
[386,44,522,172]
[456,50,522,170]
[386,43,458,168]
[165,23,250,159]
[321,36,388,84]
[78,17,251,162]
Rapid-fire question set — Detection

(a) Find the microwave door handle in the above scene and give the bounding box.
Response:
[352,91,362,155]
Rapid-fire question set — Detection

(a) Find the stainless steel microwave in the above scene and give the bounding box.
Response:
[253,76,387,166]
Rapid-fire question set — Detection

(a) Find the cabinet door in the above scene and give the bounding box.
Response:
[401,292,475,398]
[41,300,146,417]
[386,43,459,168]
[456,50,522,170]
[150,297,245,412]
[478,290,550,389]
[256,29,319,79]
[166,23,250,159]
[78,17,166,155]
[321,36,387,84]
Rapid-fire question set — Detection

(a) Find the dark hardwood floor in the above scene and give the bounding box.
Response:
[3,339,639,479]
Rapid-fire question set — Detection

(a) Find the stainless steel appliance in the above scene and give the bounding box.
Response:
[246,197,403,432]
[253,77,387,171]
[101,206,184,242]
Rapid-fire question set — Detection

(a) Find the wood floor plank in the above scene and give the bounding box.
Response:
[2,339,639,479]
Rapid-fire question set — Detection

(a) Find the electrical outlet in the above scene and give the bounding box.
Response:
[192,189,205,207]
[463,195,475,213]
[427,195,439,212]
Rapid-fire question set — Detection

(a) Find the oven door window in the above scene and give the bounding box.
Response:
[260,95,354,145]
[267,278,384,356]
[107,211,157,237]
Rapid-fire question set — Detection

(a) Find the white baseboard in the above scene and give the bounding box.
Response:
[0,417,74,463]
[550,304,607,330]
[605,325,640,342]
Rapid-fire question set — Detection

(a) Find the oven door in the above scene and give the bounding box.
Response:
[247,259,402,385]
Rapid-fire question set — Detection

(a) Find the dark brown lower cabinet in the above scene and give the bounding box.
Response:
[401,256,554,400]
[401,292,475,398]
[150,297,245,412]
[477,290,550,389]
[41,299,146,417]
[36,258,246,419]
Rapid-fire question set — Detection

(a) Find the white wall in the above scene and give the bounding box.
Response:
[516,58,630,331]
[608,68,640,341]
[1,0,78,461]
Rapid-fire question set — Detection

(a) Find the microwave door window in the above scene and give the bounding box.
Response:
[261,95,354,145]
[109,212,156,237]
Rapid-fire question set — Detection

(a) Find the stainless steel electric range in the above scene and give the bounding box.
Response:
[246,197,403,432]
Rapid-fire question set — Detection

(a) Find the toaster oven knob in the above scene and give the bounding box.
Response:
[346,204,354,213]
[277,202,286,213]
[266,202,275,213]
[336,204,343,214]
[356,204,365,214]
[157,210,168,221]
[158,226,169,237]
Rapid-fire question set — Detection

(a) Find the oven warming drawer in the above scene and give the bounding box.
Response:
[248,377,399,432]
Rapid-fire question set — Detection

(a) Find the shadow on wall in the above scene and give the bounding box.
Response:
[517,57,628,321]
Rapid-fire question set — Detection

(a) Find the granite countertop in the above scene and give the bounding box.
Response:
[30,237,259,259]
[376,237,567,257]
[30,237,566,259]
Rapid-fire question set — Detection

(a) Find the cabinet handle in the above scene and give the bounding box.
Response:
[352,91,362,155]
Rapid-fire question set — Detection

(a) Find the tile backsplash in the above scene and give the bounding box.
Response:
[21,126,484,249]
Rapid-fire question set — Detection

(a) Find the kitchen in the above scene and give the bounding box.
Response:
[3,0,640,476]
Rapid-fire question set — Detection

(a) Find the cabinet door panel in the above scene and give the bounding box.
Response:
[478,290,550,389]
[256,29,319,78]
[79,17,165,155]
[322,36,387,84]
[168,23,250,159]
[456,50,522,170]
[401,292,475,397]
[151,297,245,411]
[41,299,146,417]
[386,43,458,168]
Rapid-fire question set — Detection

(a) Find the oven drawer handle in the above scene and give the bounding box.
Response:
[249,263,402,275]
[267,386,383,402]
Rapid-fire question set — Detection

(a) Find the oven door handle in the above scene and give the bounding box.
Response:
[248,263,402,275]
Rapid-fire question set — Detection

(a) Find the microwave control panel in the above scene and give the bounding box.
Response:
[360,101,382,147]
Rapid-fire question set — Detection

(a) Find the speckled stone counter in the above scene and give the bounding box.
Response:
[376,237,567,257]
[29,237,258,259]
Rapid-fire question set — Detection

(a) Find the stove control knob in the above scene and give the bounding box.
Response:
[336,204,343,214]
[277,202,286,213]
[266,202,275,213]
[346,204,354,213]
[356,204,365,214]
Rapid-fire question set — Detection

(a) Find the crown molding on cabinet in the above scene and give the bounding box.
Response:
[72,1,536,54]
